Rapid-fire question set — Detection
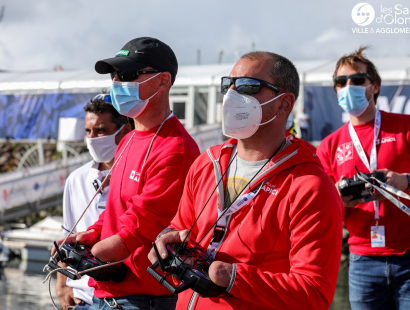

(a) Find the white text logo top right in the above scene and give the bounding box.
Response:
[351,3,410,34]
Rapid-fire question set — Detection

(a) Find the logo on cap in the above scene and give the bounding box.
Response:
[116,50,130,56]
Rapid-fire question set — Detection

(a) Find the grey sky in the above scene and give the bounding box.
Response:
[1,0,409,71]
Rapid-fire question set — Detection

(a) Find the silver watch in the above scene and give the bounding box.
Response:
[156,228,177,240]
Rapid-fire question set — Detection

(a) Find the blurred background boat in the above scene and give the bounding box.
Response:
[1,216,64,262]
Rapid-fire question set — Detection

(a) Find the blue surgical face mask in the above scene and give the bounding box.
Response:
[337,84,373,117]
[110,73,161,118]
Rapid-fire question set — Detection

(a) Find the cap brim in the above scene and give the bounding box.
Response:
[95,57,148,74]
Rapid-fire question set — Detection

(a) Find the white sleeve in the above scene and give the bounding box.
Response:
[62,176,75,235]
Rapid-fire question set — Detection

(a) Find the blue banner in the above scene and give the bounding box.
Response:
[304,85,410,141]
[2,86,409,141]
[0,93,96,140]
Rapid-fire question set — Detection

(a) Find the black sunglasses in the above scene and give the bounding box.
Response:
[110,69,160,82]
[221,76,284,95]
[333,73,373,88]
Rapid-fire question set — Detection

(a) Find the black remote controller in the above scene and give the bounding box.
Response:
[147,243,231,297]
[338,171,386,201]
[48,242,127,282]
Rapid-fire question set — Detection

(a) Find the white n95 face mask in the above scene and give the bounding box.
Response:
[86,125,124,163]
[222,89,285,140]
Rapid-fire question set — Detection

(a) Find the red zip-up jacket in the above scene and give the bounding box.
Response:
[87,116,200,298]
[169,138,344,310]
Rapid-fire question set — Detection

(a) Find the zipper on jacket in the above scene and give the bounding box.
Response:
[187,292,198,310]
[212,210,232,258]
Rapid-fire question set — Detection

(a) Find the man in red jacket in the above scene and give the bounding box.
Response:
[57,37,200,310]
[317,47,410,310]
[149,51,344,310]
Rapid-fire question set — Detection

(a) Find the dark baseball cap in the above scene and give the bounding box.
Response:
[95,37,178,84]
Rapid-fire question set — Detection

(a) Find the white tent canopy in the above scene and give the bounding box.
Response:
[1,57,409,129]
[0,57,409,94]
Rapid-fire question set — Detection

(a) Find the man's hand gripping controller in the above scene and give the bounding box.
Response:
[147,242,230,297]
[48,241,127,282]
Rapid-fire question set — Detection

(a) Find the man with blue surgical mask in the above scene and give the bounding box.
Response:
[54,37,200,310]
[56,95,131,310]
[317,46,410,310]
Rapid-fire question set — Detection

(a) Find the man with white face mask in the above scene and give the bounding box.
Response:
[317,47,410,310]
[150,51,344,310]
[55,37,200,310]
[56,95,131,310]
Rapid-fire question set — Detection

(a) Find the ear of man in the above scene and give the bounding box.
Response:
[157,72,172,93]
[122,122,132,135]
[277,93,295,119]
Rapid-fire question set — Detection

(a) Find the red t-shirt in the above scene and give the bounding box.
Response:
[88,116,200,297]
[317,111,410,256]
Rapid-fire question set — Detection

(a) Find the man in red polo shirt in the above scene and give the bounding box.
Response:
[56,37,199,310]
[317,47,410,310]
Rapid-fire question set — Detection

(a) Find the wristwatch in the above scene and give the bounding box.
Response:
[156,228,176,240]
[404,173,410,190]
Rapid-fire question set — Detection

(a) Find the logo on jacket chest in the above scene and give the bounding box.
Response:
[376,136,396,145]
[261,182,278,195]
[129,170,140,182]
[336,142,353,166]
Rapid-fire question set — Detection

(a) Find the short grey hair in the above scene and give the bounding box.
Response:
[241,51,300,100]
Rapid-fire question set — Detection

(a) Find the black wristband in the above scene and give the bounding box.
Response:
[156,228,176,240]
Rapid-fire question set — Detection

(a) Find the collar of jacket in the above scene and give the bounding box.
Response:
[206,138,323,208]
